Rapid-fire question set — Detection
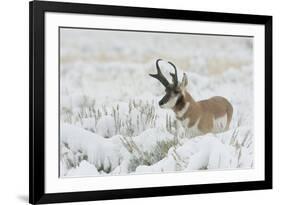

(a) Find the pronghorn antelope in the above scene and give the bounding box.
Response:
[150,59,233,136]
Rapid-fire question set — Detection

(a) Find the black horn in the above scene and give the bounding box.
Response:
[149,59,170,87]
[168,61,178,87]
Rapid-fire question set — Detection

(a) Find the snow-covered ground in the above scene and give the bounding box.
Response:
[59,28,253,177]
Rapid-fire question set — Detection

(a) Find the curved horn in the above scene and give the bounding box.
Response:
[168,61,178,86]
[149,59,170,87]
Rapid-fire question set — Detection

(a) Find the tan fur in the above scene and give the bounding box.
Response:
[173,90,233,134]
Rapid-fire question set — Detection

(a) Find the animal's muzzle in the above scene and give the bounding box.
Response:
[159,94,170,106]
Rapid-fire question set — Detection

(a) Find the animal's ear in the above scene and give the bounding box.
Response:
[180,73,188,88]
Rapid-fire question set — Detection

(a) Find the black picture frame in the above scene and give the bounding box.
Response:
[29,0,272,204]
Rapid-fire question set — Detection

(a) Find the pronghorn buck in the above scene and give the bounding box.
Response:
[150,59,233,136]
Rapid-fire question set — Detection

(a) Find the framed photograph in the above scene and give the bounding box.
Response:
[29,0,272,204]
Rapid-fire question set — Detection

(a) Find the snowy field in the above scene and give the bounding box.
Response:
[59,28,254,177]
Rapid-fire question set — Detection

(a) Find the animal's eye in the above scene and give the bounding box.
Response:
[174,90,179,94]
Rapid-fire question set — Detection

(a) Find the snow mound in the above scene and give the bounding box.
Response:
[61,123,128,174]
[133,128,175,152]
[182,134,233,170]
[67,160,99,177]
[135,127,252,173]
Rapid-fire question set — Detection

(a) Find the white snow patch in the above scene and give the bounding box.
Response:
[96,115,116,138]
[67,160,99,177]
